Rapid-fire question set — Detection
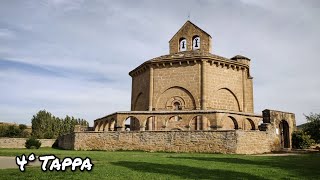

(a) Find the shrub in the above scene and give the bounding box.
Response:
[0,124,30,138]
[20,130,31,138]
[0,125,8,137]
[292,131,315,149]
[5,125,22,137]
[25,137,41,149]
[18,124,27,131]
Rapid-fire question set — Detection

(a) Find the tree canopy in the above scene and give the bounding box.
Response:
[31,110,88,139]
[303,113,320,143]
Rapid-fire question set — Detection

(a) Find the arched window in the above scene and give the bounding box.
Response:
[173,102,182,110]
[179,38,187,52]
[192,36,200,50]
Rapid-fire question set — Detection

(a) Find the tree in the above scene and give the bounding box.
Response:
[303,113,320,143]
[292,131,315,149]
[31,110,53,139]
[31,110,89,139]
[5,125,21,137]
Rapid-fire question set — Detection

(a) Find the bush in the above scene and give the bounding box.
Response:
[292,131,315,149]
[0,124,30,138]
[20,130,31,138]
[5,125,22,137]
[25,137,41,149]
[0,125,8,137]
[18,124,27,131]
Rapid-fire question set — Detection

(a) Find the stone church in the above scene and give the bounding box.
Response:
[59,21,296,154]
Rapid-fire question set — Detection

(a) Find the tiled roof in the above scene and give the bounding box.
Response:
[147,50,231,62]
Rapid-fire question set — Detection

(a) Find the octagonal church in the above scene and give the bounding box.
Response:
[88,21,296,152]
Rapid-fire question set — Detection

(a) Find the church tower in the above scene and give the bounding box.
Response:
[169,21,212,54]
[130,20,254,114]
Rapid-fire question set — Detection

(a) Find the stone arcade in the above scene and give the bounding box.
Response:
[58,21,296,154]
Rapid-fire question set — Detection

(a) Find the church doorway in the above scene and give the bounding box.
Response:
[279,120,290,148]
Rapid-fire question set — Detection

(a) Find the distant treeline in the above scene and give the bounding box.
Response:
[0,124,30,138]
[31,110,89,139]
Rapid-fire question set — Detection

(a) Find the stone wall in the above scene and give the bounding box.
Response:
[58,130,277,154]
[206,61,253,113]
[169,21,212,54]
[131,68,150,111]
[236,130,280,154]
[0,138,55,148]
[153,63,200,110]
[57,133,75,150]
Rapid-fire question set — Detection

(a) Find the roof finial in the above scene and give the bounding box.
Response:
[188,12,191,21]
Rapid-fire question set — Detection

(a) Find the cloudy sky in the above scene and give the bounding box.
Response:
[0,0,319,126]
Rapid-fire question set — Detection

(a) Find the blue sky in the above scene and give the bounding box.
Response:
[0,0,319,126]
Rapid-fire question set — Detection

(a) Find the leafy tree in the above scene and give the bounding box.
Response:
[292,131,315,149]
[303,113,320,143]
[31,110,88,139]
[31,110,53,139]
[0,124,30,138]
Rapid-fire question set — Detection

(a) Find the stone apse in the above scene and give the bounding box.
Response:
[58,21,296,154]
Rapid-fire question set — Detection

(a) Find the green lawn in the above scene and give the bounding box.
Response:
[0,148,319,179]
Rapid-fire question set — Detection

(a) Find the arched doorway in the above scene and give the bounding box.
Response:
[279,120,290,148]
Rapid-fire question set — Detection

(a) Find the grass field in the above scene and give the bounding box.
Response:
[0,148,319,180]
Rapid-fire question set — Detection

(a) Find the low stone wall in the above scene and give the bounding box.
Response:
[57,133,75,150]
[235,130,280,154]
[0,138,56,149]
[58,130,278,154]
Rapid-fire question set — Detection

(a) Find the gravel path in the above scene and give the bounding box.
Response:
[0,156,41,169]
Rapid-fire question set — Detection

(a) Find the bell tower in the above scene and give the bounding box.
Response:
[169,21,212,54]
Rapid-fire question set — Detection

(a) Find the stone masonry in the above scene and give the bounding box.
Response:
[58,129,280,154]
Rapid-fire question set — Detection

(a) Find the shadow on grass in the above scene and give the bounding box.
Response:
[111,161,267,179]
[169,154,320,179]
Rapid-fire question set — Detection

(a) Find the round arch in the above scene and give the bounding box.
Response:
[98,121,104,131]
[102,120,109,131]
[189,115,203,130]
[179,37,187,51]
[107,119,116,131]
[279,120,290,148]
[122,116,141,131]
[133,92,146,111]
[222,116,239,130]
[145,116,156,131]
[214,88,241,112]
[156,86,196,110]
[192,35,200,50]
[244,118,255,130]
